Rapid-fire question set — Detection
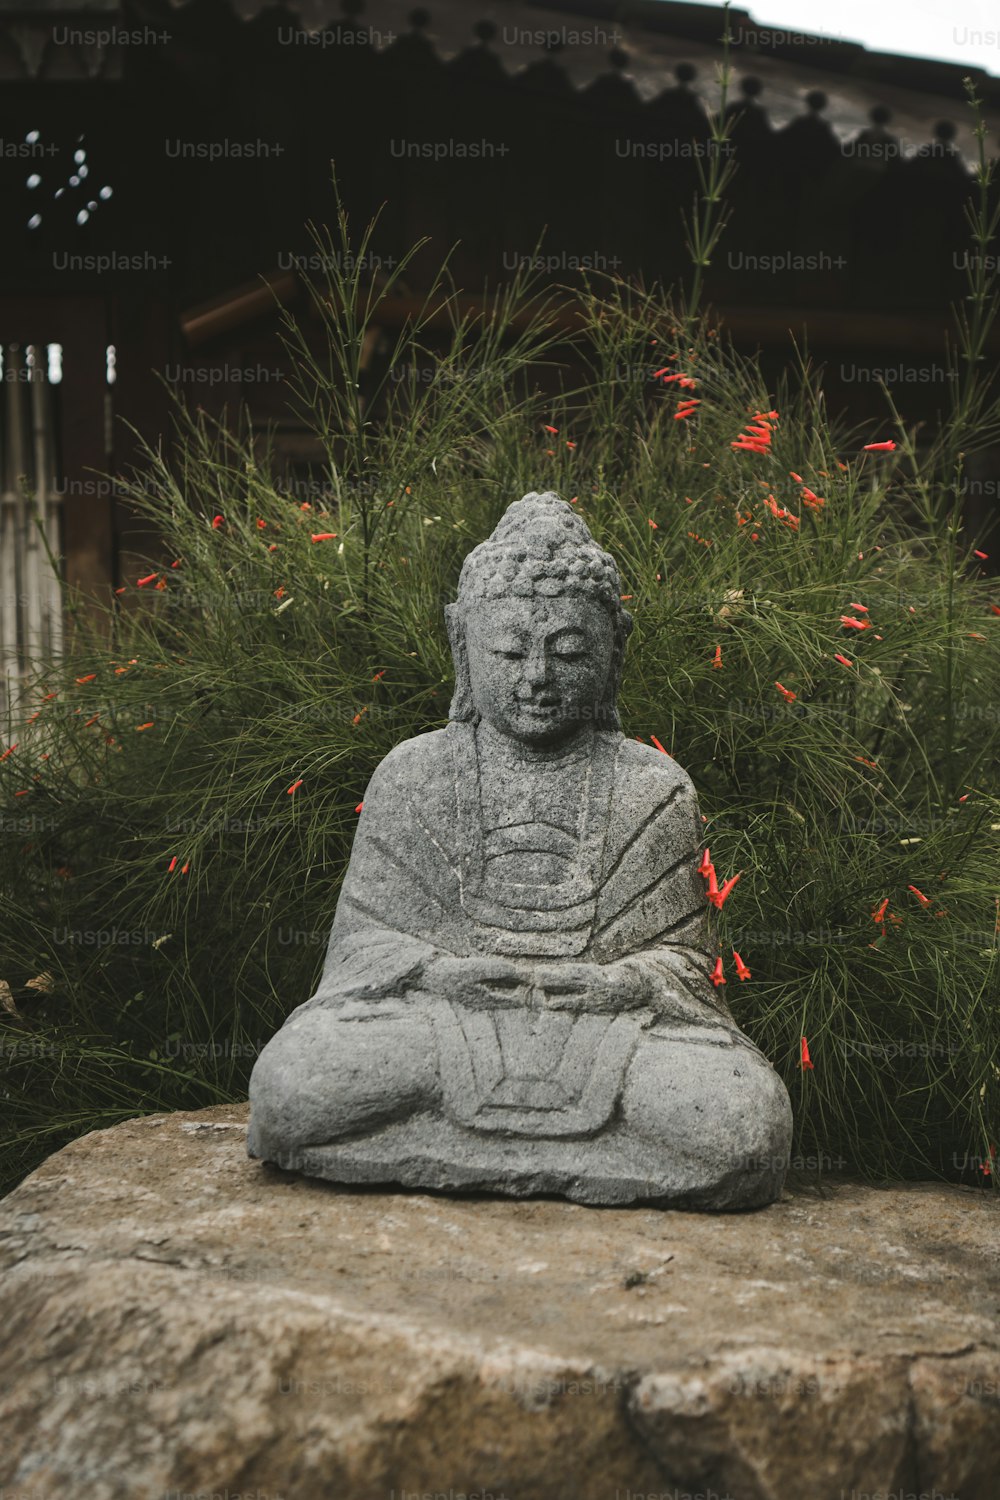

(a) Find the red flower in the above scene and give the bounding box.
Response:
[310,532,338,543]
[840,615,871,631]
[775,682,797,703]
[708,872,741,910]
[800,1036,815,1070]
[833,653,854,668]
[287,779,303,796]
[135,722,154,732]
[355,801,364,813]
[908,885,931,908]
[711,645,723,669]
[167,856,178,873]
[847,602,868,613]
[872,897,890,926]
[137,572,158,587]
[710,956,726,987]
[733,950,752,981]
[542,424,559,435]
[862,441,896,452]
[76,674,96,684]
[0,744,17,761]
[973,550,989,561]
[650,734,669,755]
[211,514,224,528]
[698,847,713,877]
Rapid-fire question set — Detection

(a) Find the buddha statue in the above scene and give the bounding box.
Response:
[248,493,792,1208]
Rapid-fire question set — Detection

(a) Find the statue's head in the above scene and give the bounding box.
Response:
[446,492,633,745]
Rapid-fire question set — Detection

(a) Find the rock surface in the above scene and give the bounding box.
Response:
[0,1104,998,1500]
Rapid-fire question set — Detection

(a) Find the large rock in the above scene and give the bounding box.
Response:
[0,1104,998,1500]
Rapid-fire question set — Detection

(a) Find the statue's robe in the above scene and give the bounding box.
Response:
[290,721,749,1140]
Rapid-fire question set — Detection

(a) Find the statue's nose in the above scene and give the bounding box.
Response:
[524,652,548,688]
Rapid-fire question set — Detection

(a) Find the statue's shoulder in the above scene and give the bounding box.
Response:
[365,727,454,799]
[613,735,698,804]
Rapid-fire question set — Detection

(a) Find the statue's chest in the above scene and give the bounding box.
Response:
[479,760,587,886]
[450,725,619,956]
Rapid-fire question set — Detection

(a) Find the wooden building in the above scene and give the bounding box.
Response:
[2,0,999,700]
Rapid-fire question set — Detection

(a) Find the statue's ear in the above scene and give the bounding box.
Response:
[445,603,475,721]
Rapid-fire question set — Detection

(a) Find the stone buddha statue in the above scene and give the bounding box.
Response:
[248,493,792,1209]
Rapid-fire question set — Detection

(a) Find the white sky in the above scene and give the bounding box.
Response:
[681,0,1000,76]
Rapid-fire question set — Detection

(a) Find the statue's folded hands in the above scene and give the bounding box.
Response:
[423,953,654,1013]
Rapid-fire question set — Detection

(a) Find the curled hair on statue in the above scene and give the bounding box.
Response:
[446,492,633,729]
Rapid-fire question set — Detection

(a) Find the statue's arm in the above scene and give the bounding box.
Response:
[589,754,737,1025]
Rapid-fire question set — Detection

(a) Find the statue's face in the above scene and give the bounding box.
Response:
[463,594,614,745]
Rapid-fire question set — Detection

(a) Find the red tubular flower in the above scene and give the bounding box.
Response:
[180,862,190,874]
[840,615,871,631]
[75,674,96,684]
[211,514,224,528]
[800,1036,815,1070]
[137,572,158,587]
[135,722,154,732]
[862,441,896,452]
[711,645,723,669]
[733,950,752,981]
[872,897,890,926]
[698,847,712,877]
[789,471,803,483]
[847,602,868,613]
[310,532,338,543]
[775,682,797,703]
[167,856,177,873]
[542,424,559,435]
[705,863,719,900]
[650,734,669,755]
[973,550,989,561]
[708,872,741,910]
[0,744,17,761]
[286,779,303,796]
[834,653,854,668]
[355,801,364,814]
[710,956,726,987]
[908,885,931,908]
